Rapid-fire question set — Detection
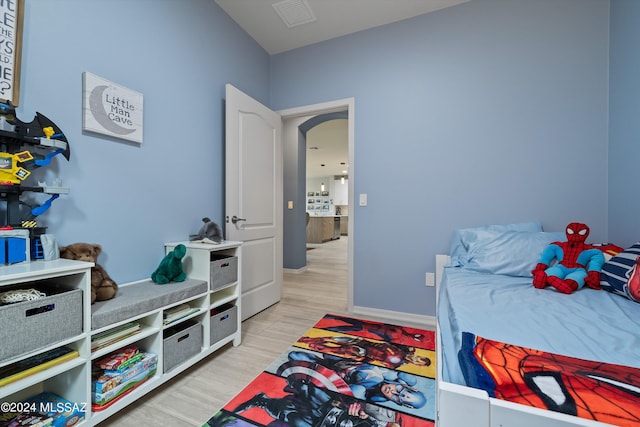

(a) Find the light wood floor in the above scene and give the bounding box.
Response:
[100,237,351,426]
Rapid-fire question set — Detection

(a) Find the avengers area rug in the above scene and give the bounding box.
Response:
[204,314,436,427]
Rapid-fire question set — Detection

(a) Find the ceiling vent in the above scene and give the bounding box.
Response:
[272,0,317,28]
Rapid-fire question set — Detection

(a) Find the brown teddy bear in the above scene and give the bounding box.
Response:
[59,243,118,304]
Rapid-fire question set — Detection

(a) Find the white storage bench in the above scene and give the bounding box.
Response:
[1,241,241,427]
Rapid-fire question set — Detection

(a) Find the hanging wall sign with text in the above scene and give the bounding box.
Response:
[82,72,144,144]
[0,0,24,105]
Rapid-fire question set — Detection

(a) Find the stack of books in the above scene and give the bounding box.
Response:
[91,322,141,351]
[0,346,79,387]
[163,303,198,325]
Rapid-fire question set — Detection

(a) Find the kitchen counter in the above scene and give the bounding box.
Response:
[307,216,340,243]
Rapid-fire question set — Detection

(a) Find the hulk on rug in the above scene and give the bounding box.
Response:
[204,314,436,427]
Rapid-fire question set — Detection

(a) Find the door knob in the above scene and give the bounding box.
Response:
[231,215,247,224]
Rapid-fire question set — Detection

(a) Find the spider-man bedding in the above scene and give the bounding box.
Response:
[458,332,640,426]
[437,225,640,427]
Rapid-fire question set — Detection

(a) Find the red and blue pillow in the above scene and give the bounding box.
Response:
[600,242,640,303]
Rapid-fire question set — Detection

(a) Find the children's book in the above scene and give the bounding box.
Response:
[1,413,53,427]
[23,392,85,427]
[163,304,198,325]
[0,346,78,387]
[91,322,141,350]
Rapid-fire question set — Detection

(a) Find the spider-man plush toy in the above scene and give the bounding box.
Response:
[532,222,605,294]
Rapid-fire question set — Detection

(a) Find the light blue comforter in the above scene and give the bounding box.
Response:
[438,267,640,385]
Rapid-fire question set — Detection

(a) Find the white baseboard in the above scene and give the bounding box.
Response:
[350,305,436,330]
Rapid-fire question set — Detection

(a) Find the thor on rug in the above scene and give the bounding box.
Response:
[205,314,436,427]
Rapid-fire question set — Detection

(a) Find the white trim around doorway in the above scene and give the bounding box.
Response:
[278,97,355,313]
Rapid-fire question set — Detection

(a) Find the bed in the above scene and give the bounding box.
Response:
[435,222,640,427]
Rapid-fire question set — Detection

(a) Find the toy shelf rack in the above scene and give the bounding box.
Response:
[0,112,70,265]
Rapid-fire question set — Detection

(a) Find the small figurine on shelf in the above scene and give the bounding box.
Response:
[151,244,187,284]
[189,217,223,244]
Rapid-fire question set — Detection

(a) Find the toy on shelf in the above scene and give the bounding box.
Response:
[151,243,187,284]
[189,216,223,244]
[0,101,70,264]
[59,243,118,304]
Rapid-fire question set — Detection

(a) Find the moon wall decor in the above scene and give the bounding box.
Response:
[82,72,143,143]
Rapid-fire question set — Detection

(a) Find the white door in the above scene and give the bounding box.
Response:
[225,84,283,320]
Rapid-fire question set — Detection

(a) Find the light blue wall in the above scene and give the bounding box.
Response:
[270,0,610,316]
[17,0,269,283]
[13,0,613,318]
[282,116,308,270]
[609,0,640,247]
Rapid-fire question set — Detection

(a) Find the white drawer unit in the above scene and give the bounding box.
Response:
[0,241,241,426]
[164,241,242,350]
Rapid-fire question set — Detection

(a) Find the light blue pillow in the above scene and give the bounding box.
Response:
[462,230,565,277]
[449,221,543,266]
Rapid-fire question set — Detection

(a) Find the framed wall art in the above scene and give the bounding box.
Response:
[0,0,24,105]
[82,72,144,144]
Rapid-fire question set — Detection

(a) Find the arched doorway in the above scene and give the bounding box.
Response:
[280,99,355,312]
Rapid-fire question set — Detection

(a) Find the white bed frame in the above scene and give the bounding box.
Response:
[434,255,610,427]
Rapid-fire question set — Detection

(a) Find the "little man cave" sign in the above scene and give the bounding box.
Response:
[82,72,143,144]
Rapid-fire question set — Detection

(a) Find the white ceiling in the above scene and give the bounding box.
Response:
[306,119,348,179]
[214,0,471,55]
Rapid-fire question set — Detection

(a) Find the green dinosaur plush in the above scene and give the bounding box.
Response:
[151,244,187,284]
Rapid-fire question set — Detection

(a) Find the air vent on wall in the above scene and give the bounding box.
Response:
[272,0,317,28]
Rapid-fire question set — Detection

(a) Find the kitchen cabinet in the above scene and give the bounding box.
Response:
[333,179,348,206]
[306,217,336,243]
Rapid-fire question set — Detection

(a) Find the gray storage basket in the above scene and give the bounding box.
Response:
[210,304,237,344]
[0,287,83,362]
[163,319,202,372]
[209,254,238,291]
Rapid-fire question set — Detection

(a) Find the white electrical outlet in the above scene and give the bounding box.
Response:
[425,272,435,287]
